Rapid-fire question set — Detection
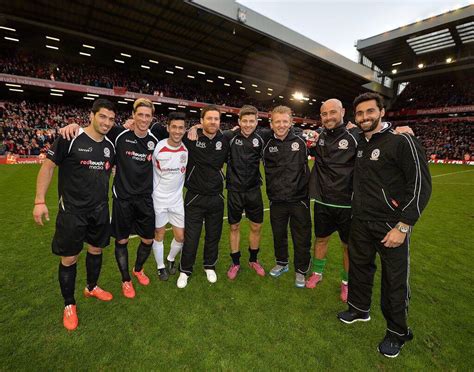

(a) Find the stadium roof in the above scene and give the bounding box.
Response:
[356,5,474,81]
[0,0,381,107]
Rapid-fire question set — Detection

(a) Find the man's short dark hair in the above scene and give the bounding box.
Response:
[201,105,220,119]
[353,92,384,111]
[239,105,258,120]
[91,99,115,114]
[168,111,186,124]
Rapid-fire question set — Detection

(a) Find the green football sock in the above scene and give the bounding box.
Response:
[340,268,348,283]
[312,258,327,274]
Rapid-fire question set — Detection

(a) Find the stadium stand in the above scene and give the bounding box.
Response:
[391,76,474,110]
[356,8,473,163]
[396,121,472,160]
[2,99,471,160]
[2,48,472,159]
[1,101,105,156]
[0,100,239,156]
[1,3,472,161]
[1,50,289,116]
[0,52,271,110]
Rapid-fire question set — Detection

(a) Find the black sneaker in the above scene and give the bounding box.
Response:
[158,268,169,281]
[378,329,413,358]
[337,309,371,324]
[167,259,177,275]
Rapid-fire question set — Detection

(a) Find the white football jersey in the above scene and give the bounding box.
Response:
[152,139,188,208]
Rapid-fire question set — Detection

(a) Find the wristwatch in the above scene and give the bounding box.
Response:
[395,222,410,234]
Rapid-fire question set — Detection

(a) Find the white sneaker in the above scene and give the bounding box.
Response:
[177,272,189,288]
[205,269,217,283]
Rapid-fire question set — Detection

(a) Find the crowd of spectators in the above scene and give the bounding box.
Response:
[1,101,97,156]
[2,50,472,159]
[4,51,472,118]
[0,101,237,156]
[394,120,473,160]
[1,50,306,116]
[392,76,474,110]
[2,100,471,160]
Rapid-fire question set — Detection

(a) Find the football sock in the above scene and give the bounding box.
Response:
[168,239,183,261]
[230,251,241,265]
[312,257,327,274]
[341,268,348,283]
[59,262,77,306]
[86,252,102,291]
[249,247,259,262]
[135,241,153,272]
[115,241,131,282]
[152,240,165,269]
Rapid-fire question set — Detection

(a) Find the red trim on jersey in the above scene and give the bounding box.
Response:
[158,145,187,153]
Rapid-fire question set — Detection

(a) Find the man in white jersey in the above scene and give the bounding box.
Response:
[152,112,188,280]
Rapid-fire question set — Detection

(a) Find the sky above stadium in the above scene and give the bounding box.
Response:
[238,0,473,61]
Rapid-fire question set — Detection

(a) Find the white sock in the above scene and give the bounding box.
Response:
[152,240,165,269]
[167,239,183,262]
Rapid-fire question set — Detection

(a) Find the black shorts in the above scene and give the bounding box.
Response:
[227,189,264,225]
[52,204,111,257]
[111,195,155,241]
[313,202,352,244]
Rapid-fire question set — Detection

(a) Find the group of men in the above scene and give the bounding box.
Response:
[33,92,431,358]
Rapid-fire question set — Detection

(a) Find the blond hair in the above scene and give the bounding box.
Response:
[271,105,292,119]
[133,98,155,114]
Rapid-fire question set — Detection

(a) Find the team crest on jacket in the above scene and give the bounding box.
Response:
[318,139,325,146]
[216,141,222,150]
[291,142,300,151]
[235,139,243,146]
[338,139,349,150]
[357,150,363,158]
[103,148,110,158]
[180,154,187,163]
[147,141,155,150]
[370,149,380,161]
[252,138,259,147]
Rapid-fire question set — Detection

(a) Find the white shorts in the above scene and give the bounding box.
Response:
[154,204,185,229]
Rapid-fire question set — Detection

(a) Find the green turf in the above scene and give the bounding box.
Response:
[0,163,472,370]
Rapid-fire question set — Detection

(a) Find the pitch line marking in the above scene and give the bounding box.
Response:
[129,172,472,240]
[432,182,473,185]
[431,169,474,178]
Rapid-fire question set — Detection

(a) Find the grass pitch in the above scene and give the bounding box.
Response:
[0,163,472,371]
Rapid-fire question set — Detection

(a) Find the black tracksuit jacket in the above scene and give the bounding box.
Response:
[352,123,432,225]
[225,129,264,192]
[308,124,359,207]
[182,131,230,196]
[262,129,310,202]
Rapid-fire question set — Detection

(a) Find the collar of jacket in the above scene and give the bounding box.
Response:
[324,123,346,136]
[366,122,392,141]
